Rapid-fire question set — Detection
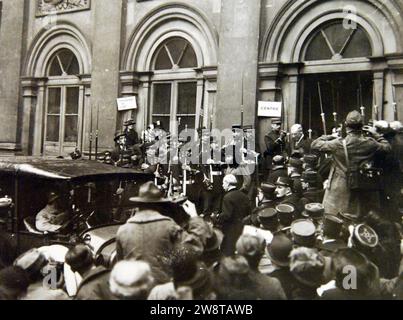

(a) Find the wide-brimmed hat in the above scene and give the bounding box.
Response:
[266,233,293,267]
[129,181,170,204]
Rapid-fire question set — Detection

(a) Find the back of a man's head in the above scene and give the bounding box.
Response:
[65,245,94,275]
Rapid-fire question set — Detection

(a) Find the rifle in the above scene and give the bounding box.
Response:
[241,73,244,128]
[95,104,100,160]
[317,82,327,135]
[89,103,93,160]
[359,75,366,123]
[308,92,313,140]
[373,81,379,121]
[392,83,398,121]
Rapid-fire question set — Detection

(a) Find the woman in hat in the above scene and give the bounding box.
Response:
[311,111,391,219]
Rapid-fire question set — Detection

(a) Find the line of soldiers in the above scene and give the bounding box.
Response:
[96,115,402,280]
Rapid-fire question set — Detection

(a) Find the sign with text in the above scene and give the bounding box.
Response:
[117,96,137,111]
[258,101,282,118]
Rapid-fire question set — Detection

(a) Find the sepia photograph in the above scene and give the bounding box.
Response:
[0,0,402,309]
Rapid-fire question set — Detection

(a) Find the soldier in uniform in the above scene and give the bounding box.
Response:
[317,215,347,257]
[123,119,139,148]
[300,171,325,205]
[276,204,296,232]
[264,118,287,175]
[266,155,288,184]
[275,177,304,216]
[290,219,317,248]
[243,183,277,226]
[288,158,304,197]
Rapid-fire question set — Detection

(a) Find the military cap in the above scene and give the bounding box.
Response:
[291,219,317,247]
[257,208,278,231]
[345,110,363,127]
[322,214,344,238]
[243,125,253,131]
[232,124,242,130]
[290,151,303,159]
[273,155,285,165]
[271,118,282,125]
[301,171,318,184]
[288,157,303,170]
[302,203,324,220]
[303,154,318,167]
[275,176,293,187]
[276,204,295,227]
[352,224,379,249]
[123,119,136,127]
[14,249,47,275]
[260,183,276,200]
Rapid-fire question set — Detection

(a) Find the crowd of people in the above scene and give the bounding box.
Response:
[0,110,402,300]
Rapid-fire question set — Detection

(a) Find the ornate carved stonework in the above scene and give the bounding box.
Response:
[36,0,91,16]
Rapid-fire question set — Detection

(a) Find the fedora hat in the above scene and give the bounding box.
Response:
[266,233,293,267]
[129,182,170,204]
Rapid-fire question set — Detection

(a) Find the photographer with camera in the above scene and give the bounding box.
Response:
[311,111,391,221]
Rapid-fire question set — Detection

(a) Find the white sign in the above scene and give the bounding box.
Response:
[117,96,137,111]
[258,101,282,118]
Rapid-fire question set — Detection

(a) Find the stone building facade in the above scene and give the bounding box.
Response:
[0,0,402,157]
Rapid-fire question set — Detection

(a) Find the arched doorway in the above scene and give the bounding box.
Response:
[44,49,83,156]
[299,20,374,136]
[150,37,199,134]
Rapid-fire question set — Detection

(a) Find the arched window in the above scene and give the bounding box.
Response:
[151,38,199,133]
[305,21,372,61]
[44,49,82,156]
[48,49,80,76]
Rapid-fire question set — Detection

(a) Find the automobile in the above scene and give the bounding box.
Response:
[0,157,155,266]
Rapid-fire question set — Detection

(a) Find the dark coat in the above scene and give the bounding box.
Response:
[317,239,348,257]
[219,189,251,256]
[248,270,287,300]
[281,193,304,216]
[116,210,199,284]
[75,267,113,300]
[321,287,377,300]
[268,267,298,300]
[264,131,286,170]
[300,188,325,206]
[311,132,391,217]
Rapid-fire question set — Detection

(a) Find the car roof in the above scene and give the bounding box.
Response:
[0,157,151,182]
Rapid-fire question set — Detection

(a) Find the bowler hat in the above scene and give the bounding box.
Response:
[302,203,324,220]
[276,204,295,227]
[291,219,317,247]
[129,181,170,204]
[266,233,293,267]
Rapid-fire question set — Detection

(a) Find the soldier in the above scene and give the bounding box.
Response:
[275,177,304,216]
[301,203,325,227]
[290,219,317,248]
[288,158,304,197]
[123,119,139,147]
[317,215,347,257]
[243,183,277,226]
[300,171,325,206]
[311,110,391,219]
[266,155,288,184]
[264,118,287,173]
[276,204,296,232]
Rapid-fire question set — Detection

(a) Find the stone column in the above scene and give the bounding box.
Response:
[91,0,124,151]
[215,0,262,130]
[0,0,26,154]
